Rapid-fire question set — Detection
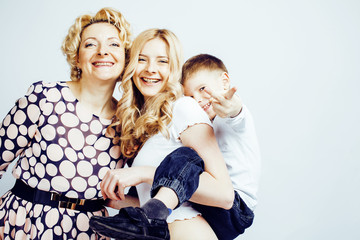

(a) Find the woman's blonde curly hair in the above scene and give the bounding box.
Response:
[111,29,183,158]
[62,7,132,81]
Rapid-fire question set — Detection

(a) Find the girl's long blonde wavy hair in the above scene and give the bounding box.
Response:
[62,7,132,81]
[111,29,183,158]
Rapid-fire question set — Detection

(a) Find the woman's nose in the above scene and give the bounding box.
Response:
[97,45,108,56]
[146,61,157,73]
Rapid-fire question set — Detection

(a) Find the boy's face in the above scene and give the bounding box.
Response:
[183,69,229,120]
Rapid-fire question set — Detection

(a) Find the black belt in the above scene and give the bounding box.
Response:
[11,179,105,212]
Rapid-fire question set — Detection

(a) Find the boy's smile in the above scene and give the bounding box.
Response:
[183,69,229,120]
[202,101,215,112]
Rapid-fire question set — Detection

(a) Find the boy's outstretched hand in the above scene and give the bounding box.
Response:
[205,86,243,118]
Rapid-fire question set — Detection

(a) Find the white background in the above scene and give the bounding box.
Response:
[0,1,359,239]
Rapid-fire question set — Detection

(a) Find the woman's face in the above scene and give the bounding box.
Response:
[77,22,125,83]
[133,38,170,101]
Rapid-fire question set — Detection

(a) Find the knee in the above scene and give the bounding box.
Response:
[173,146,195,156]
[170,147,204,166]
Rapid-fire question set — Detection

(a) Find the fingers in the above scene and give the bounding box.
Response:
[100,170,122,201]
[101,179,118,200]
[101,187,108,200]
[224,87,237,100]
[117,185,125,200]
[204,86,241,118]
[205,86,236,106]
[109,179,122,200]
[100,170,110,199]
[204,87,222,102]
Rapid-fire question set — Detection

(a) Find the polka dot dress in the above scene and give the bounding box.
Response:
[0,81,123,240]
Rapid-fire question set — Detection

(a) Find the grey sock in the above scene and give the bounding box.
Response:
[141,199,170,220]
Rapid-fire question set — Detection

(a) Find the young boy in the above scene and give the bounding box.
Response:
[90,54,261,240]
[180,53,261,239]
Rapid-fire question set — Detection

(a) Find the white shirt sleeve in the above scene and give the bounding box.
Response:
[224,104,250,132]
[170,96,212,140]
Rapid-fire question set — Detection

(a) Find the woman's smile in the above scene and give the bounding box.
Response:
[141,77,161,84]
[92,61,114,67]
[133,37,170,101]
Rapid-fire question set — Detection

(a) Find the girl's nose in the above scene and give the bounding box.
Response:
[97,45,108,56]
[146,61,157,73]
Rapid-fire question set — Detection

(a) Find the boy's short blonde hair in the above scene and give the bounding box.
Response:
[181,54,228,84]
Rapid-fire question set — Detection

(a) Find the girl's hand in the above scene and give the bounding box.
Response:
[100,166,156,200]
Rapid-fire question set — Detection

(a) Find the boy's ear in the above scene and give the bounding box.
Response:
[221,72,230,90]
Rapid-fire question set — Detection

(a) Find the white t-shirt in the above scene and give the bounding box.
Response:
[131,96,211,223]
[212,104,261,211]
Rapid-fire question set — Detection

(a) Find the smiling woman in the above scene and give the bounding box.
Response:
[76,23,126,84]
[67,22,127,119]
[133,38,170,101]
[0,7,131,240]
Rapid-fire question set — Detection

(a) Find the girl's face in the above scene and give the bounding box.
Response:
[133,38,170,101]
[77,23,125,83]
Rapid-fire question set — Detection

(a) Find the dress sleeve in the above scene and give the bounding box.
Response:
[170,96,212,140]
[0,81,45,177]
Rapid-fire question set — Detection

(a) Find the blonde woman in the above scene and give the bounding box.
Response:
[90,28,234,240]
[0,8,131,239]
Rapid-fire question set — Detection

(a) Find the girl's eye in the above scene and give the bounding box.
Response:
[111,43,120,47]
[159,59,169,64]
[138,58,146,62]
[85,43,95,48]
[199,86,206,91]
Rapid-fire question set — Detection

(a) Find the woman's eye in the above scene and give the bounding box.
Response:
[199,86,206,91]
[159,59,169,64]
[138,58,146,62]
[111,43,120,47]
[85,43,95,48]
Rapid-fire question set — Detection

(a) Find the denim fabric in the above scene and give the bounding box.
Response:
[150,147,204,209]
[151,146,254,239]
[192,191,254,240]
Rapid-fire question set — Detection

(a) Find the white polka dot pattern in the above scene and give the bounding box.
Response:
[0,81,123,239]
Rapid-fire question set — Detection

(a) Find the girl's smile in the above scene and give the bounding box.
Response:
[133,38,170,101]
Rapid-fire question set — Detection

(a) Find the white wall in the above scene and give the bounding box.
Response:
[0,1,359,239]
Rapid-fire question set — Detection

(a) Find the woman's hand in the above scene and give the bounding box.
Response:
[100,166,156,200]
[105,196,140,209]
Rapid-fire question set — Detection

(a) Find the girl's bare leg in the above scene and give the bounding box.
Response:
[168,215,218,240]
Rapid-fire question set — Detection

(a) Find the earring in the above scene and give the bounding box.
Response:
[77,67,82,80]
